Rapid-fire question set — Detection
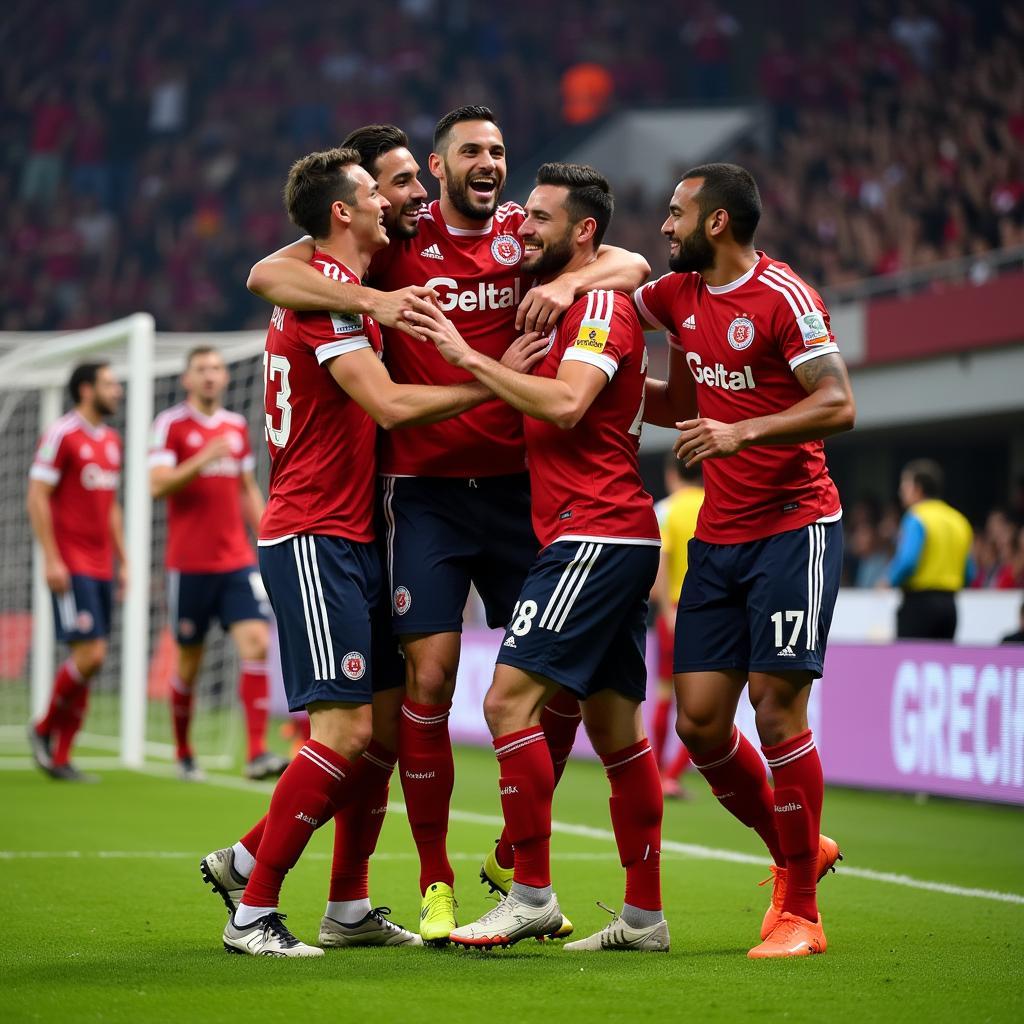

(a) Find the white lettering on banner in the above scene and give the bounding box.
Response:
[685,351,756,390]
[891,660,1024,786]
[425,277,522,313]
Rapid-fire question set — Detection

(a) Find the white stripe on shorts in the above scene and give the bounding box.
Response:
[551,544,602,633]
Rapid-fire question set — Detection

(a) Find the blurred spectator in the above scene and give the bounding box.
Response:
[681,2,740,101]
[561,62,615,125]
[887,459,974,640]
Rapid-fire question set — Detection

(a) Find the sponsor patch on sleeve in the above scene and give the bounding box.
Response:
[798,310,830,347]
[330,311,364,335]
[574,323,609,353]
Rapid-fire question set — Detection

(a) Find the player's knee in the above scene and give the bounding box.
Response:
[406,661,456,705]
[674,708,728,755]
[482,688,516,737]
[753,702,800,747]
[75,640,106,678]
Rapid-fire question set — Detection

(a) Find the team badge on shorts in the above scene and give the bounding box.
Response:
[727,317,755,350]
[342,652,366,681]
[393,586,411,615]
[491,234,522,266]
[178,618,196,639]
[76,610,94,633]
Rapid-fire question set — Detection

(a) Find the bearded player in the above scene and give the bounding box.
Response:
[245,107,649,942]
[638,163,853,958]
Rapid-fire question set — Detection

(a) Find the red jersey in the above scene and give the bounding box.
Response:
[149,403,257,573]
[634,252,842,545]
[370,199,527,478]
[29,411,121,579]
[259,251,383,544]
[525,290,660,548]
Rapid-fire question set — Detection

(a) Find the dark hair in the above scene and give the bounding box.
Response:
[68,362,108,404]
[535,162,614,247]
[284,147,362,239]
[903,458,944,498]
[185,345,220,369]
[341,124,410,178]
[433,105,499,153]
[681,162,761,245]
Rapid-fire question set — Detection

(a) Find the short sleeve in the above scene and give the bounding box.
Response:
[238,425,256,473]
[148,414,178,469]
[633,273,677,333]
[758,266,839,370]
[29,423,68,484]
[300,309,372,365]
[560,290,624,381]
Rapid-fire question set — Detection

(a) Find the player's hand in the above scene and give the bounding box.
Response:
[199,435,232,465]
[673,417,746,466]
[373,286,438,339]
[517,278,575,335]
[500,332,548,374]
[45,557,71,594]
[403,305,472,367]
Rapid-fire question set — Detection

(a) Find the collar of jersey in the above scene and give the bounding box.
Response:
[183,402,228,428]
[705,252,766,295]
[73,411,107,439]
[433,201,493,237]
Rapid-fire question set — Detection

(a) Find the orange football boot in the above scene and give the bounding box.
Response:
[748,911,827,959]
[760,834,842,939]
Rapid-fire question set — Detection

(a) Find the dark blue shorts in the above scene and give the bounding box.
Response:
[675,521,842,678]
[495,540,660,702]
[52,575,112,643]
[380,473,538,634]
[167,566,269,645]
[258,535,403,712]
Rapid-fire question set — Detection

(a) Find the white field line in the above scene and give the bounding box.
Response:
[9,762,1024,907]
[0,850,642,863]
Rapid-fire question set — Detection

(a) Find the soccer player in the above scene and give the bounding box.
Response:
[407,163,669,952]
[206,146,530,957]
[637,163,855,958]
[246,107,649,941]
[27,362,125,782]
[150,347,287,782]
[651,455,703,798]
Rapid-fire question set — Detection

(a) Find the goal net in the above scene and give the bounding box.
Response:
[0,316,271,770]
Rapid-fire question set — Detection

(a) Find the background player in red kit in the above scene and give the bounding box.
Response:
[246,108,649,942]
[638,163,856,958]
[408,163,668,953]
[204,146,530,956]
[150,346,286,783]
[27,362,126,782]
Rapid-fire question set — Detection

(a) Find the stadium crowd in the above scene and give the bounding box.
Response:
[2,0,1022,332]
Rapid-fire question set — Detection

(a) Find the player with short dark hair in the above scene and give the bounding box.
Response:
[150,346,286,782]
[408,162,669,952]
[27,362,126,782]
[637,162,856,958]
[202,146,533,957]
[245,112,650,942]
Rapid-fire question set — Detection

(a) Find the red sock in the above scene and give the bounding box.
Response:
[36,660,84,736]
[651,697,672,769]
[603,740,663,911]
[239,661,269,761]
[52,682,90,766]
[241,741,352,908]
[691,726,784,865]
[170,676,193,760]
[665,743,691,782]
[329,740,396,901]
[763,730,824,922]
[494,727,553,889]
[398,699,455,892]
[239,815,267,857]
[495,690,580,869]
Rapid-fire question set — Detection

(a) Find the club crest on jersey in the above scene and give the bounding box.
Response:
[491,234,522,267]
[727,317,755,351]
[105,441,121,465]
[342,651,366,681]
[187,430,203,448]
[227,431,244,454]
[393,586,411,615]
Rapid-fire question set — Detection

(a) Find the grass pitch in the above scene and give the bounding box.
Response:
[3,740,1022,1023]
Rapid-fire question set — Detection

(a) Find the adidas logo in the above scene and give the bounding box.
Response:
[294,811,319,826]
[420,243,443,260]
[503,635,517,648]
[500,785,519,796]
[774,801,804,813]
[778,645,796,657]
[681,314,696,330]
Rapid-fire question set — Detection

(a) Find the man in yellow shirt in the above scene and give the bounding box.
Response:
[652,455,704,796]
[888,459,974,639]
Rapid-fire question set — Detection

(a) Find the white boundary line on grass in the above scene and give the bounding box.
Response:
[8,762,1023,907]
